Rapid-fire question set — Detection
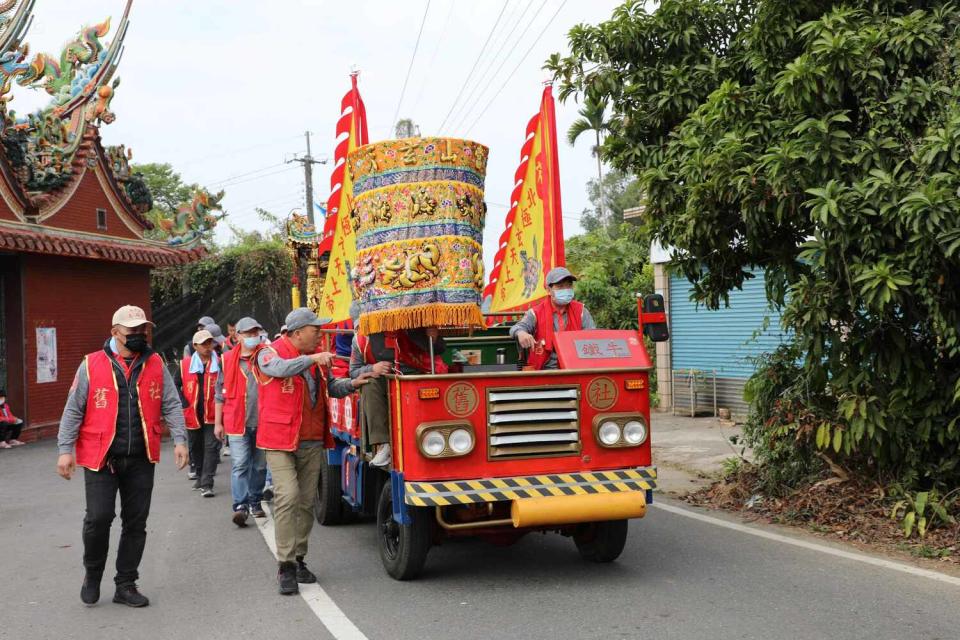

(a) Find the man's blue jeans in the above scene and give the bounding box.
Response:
[228,429,267,510]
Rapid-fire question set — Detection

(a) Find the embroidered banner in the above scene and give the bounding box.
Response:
[348,137,489,334]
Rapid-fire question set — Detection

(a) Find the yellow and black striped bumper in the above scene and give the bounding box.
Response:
[404,467,657,507]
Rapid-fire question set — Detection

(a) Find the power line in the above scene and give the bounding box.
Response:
[217,165,300,189]
[409,0,456,115]
[450,0,543,133]
[446,0,535,133]
[457,0,550,134]
[436,0,510,133]
[206,162,287,187]
[389,0,432,138]
[465,0,568,136]
[177,134,302,168]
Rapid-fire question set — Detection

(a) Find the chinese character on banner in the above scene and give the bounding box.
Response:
[93,388,108,409]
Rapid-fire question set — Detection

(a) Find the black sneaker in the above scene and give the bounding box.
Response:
[80,574,100,606]
[262,486,274,502]
[201,488,215,498]
[232,506,249,527]
[295,556,317,584]
[250,502,266,518]
[113,583,149,607]
[277,562,298,595]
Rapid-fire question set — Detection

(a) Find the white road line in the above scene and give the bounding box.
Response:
[651,501,960,587]
[255,504,369,640]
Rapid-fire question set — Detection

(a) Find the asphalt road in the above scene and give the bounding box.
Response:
[2,439,958,640]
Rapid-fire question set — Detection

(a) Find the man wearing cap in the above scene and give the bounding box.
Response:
[56,305,189,608]
[215,317,268,527]
[510,267,596,370]
[254,307,372,595]
[179,329,221,497]
[183,315,216,358]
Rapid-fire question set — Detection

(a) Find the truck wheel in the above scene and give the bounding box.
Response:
[377,482,431,580]
[315,457,345,525]
[574,520,629,563]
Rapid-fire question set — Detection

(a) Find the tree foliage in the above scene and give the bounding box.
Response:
[550,0,960,487]
[581,168,646,235]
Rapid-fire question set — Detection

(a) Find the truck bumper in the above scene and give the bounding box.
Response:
[403,466,657,513]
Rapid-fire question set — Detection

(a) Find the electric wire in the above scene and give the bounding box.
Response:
[465,0,568,136]
[216,165,300,189]
[389,0,432,138]
[409,0,456,115]
[436,0,510,133]
[206,162,287,187]
[447,0,538,133]
[177,134,302,168]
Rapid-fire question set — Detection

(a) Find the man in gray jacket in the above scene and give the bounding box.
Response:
[57,305,188,608]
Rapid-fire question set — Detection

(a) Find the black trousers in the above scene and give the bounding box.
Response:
[0,420,23,441]
[187,424,219,489]
[82,455,155,586]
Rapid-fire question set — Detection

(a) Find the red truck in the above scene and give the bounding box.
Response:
[320,295,668,579]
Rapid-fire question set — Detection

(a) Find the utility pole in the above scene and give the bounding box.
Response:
[286,131,327,226]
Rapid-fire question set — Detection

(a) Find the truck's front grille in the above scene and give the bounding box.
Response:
[487,387,581,458]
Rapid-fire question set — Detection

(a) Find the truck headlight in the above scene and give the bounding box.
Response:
[448,428,474,454]
[623,419,647,444]
[422,431,446,457]
[598,421,621,446]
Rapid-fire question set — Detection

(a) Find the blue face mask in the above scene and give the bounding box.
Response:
[242,336,261,349]
[553,288,575,305]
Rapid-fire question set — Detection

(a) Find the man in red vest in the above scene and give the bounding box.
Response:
[511,267,596,370]
[254,307,371,595]
[179,329,221,497]
[56,305,188,608]
[214,316,268,527]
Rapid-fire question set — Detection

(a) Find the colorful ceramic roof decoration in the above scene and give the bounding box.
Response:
[0,0,206,266]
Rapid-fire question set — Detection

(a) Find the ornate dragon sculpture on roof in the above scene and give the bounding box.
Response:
[0,1,131,192]
[150,189,226,247]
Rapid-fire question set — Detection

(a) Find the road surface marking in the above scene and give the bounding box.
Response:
[651,501,960,587]
[256,505,369,640]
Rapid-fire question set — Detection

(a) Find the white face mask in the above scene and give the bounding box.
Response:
[552,288,575,305]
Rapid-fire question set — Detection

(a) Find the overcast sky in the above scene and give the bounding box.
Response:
[13,0,626,269]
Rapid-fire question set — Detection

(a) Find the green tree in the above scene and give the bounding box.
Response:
[568,95,609,223]
[581,168,645,235]
[549,1,960,488]
[132,162,199,215]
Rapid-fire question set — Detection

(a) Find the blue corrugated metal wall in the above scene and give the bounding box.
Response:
[670,268,786,379]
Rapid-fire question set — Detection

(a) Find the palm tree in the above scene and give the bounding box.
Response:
[567,96,609,223]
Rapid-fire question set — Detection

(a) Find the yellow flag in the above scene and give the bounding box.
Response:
[317,73,368,323]
[484,85,565,314]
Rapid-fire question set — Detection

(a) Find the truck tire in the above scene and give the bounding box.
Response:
[574,520,629,563]
[315,457,346,525]
[377,482,431,580]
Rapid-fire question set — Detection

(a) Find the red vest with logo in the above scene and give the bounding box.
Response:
[527,299,585,370]
[254,336,331,451]
[220,348,252,436]
[180,356,217,429]
[359,332,448,374]
[75,350,165,471]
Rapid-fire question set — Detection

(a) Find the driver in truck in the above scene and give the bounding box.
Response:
[510,266,596,370]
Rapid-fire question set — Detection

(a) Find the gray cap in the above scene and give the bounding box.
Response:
[235,317,262,333]
[197,315,215,327]
[206,323,227,345]
[285,307,330,332]
[545,266,578,286]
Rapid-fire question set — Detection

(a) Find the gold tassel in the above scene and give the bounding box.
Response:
[359,304,484,336]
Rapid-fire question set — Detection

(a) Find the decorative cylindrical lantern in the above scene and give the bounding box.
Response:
[348,137,488,334]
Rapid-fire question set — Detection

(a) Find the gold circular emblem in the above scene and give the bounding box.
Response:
[586,377,618,411]
[445,382,479,417]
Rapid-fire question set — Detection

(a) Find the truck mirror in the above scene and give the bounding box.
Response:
[641,294,669,342]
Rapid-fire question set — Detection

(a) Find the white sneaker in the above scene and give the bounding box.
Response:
[222,446,231,457]
[370,444,392,468]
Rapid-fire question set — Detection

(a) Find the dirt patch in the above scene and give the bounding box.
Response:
[685,469,960,570]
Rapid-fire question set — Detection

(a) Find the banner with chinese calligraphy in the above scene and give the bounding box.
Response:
[316,72,369,323]
[483,85,565,316]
